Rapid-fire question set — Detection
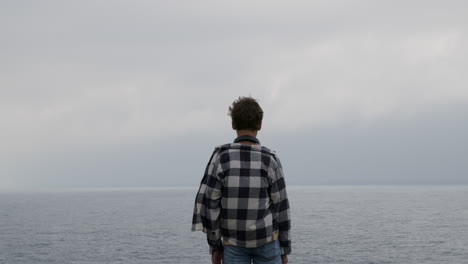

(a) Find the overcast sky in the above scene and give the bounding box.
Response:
[1,0,467,189]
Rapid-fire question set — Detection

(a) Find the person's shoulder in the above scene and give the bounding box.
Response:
[258,145,283,168]
[259,145,276,156]
[207,143,232,163]
[214,143,233,151]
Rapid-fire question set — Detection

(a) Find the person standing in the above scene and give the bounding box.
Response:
[192,96,291,264]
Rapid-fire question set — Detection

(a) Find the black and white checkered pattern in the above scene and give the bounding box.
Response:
[192,143,291,255]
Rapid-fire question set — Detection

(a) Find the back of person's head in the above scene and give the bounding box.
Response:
[229,96,263,131]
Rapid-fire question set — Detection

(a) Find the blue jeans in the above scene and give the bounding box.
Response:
[223,240,281,264]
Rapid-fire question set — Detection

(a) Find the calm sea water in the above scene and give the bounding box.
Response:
[1,186,467,264]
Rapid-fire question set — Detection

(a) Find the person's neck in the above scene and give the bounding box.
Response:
[235,130,259,145]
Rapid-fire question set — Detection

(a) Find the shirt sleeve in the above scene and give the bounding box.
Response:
[204,160,223,252]
[269,157,291,255]
[191,150,223,253]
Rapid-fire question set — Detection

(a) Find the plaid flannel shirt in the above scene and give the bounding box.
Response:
[192,143,291,255]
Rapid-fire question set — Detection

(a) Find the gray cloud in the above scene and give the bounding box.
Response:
[1,0,467,189]
[3,102,467,189]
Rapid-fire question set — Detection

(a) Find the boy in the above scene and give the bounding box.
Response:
[192,96,291,264]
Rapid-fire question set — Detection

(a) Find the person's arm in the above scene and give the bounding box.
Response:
[211,250,223,264]
[192,150,224,256]
[270,158,291,256]
[204,161,224,254]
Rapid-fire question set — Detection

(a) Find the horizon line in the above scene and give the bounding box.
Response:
[1,184,467,193]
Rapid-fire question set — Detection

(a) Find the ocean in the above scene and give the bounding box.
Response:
[1,186,467,264]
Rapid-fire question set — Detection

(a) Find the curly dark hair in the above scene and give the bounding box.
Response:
[228,96,263,130]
